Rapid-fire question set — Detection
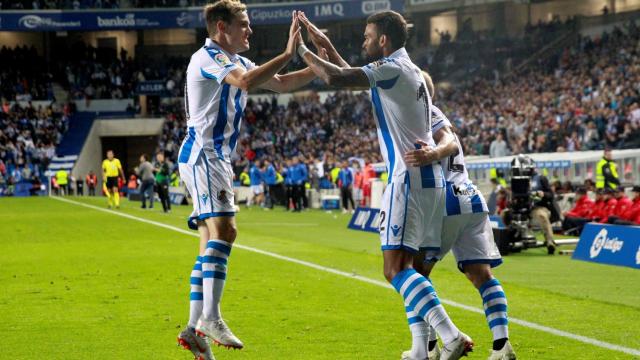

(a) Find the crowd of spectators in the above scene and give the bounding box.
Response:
[1,42,186,103]
[412,16,578,81]
[0,46,55,103]
[149,23,640,199]
[0,101,72,195]
[55,43,186,101]
[156,91,383,198]
[437,21,640,157]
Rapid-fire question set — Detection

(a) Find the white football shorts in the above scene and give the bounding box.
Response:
[179,151,235,229]
[379,175,445,253]
[425,212,502,271]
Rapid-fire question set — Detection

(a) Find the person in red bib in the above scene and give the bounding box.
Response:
[562,187,594,235]
[609,186,640,225]
[597,188,618,223]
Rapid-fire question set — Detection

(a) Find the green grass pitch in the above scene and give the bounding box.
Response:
[1,196,639,359]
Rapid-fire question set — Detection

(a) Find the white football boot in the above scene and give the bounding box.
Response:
[177,327,215,360]
[440,332,474,360]
[196,317,244,349]
[488,340,516,360]
[401,344,441,360]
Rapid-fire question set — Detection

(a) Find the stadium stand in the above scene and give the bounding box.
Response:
[0,101,72,195]
[437,21,640,156]
[414,16,579,81]
[2,4,639,229]
[0,45,55,102]
[142,21,640,166]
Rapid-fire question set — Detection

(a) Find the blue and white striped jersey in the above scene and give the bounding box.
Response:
[361,48,444,188]
[178,38,255,165]
[431,105,489,216]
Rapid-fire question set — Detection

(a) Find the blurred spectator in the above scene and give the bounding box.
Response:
[86,170,98,196]
[137,154,155,209]
[154,151,172,213]
[490,132,510,158]
[338,161,355,213]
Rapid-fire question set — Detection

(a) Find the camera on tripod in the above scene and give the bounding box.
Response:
[493,155,540,254]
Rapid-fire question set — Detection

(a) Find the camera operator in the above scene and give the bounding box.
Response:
[509,155,560,254]
[529,163,560,254]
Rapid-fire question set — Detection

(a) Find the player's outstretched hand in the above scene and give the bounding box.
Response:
[297,11,333,51]
[404,139,438,166]
[285,11,302,59]
[318,47,329,61]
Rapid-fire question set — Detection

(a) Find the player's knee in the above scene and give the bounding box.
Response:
[383,268,397,283]
[463,264,493,289]
[383,263,406,283]
[223,223,237,242]
[417,265,433,279]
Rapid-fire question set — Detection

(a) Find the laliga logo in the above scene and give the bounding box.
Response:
[19,15,43,29]
[589,228,624,258]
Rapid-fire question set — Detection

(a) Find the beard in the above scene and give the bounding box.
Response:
[364,46,383,62]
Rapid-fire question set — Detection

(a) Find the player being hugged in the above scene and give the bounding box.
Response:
[176,2,324,359]
[401,101,517,360]
[296,10,473,360]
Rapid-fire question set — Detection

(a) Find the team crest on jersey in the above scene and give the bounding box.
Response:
[201,193,209,205]
[218,190,229,203]
[214,53,231,67]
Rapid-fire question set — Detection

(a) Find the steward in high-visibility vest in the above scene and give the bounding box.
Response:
[490,168,507,187]
[239,170,250,186]
[596,150,620,190]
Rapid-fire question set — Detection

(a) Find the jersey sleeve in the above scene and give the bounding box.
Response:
[115,159,123,170]
[431,106,452,133]
[238,56,256,71]
[361,59,401,89]
[200,49,238,84]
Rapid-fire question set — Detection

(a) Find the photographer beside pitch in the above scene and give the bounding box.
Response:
[175,1,326,359]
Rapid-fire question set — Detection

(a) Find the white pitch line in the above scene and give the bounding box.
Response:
[50,196,640,357]
[242,222,319,227]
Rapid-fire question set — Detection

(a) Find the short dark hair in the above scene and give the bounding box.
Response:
[366,11,408,49]
[204,0,247,36]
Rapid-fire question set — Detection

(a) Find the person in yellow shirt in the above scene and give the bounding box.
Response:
[55,169,68,196]
[102,150,124,209]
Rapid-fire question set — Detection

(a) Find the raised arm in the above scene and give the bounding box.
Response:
[259,48,330,93]
[297,43,369,88]
[297,11,350,68]
[224,12,302,92]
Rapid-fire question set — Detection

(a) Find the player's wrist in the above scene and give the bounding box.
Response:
[297,44,310,59]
